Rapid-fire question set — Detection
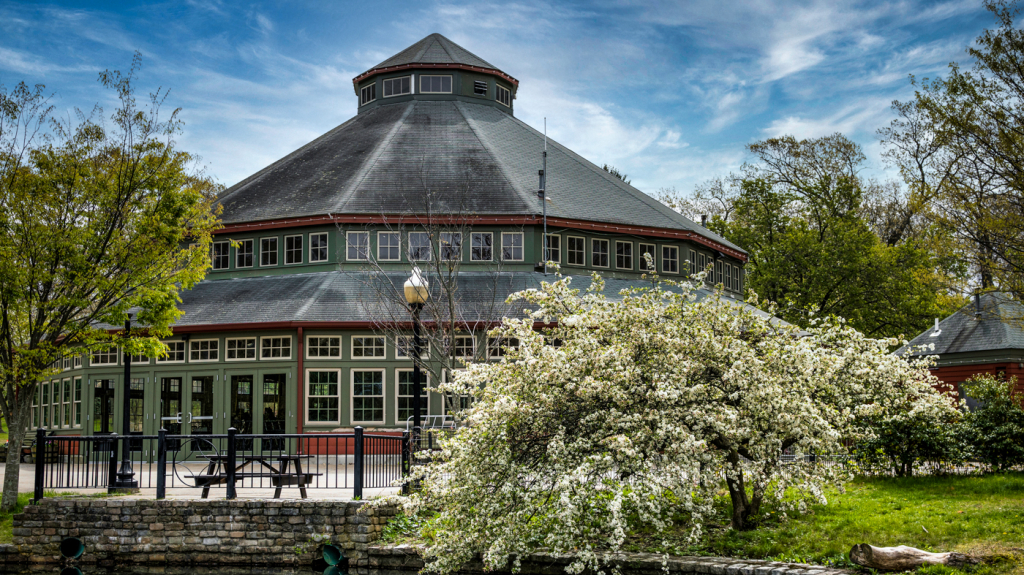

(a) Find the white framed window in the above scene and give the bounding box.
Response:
[30,384,38,428]
[501,232,523,261]
[471,232,492,261]
[567,236,586,266]
[615,241,633,270]
[409,231,432,261]
[212,241,230,270]
[61,355,72,371]
[544,234,560,263]
[306,369,340,424]
[61,378,72,427]
[591,239,609,268]
[496,85,511,107]
[442,369,473,413]
[378,231,401,261]
[689,249,697,275]
[396,369,430,425]
[235,239,254,268]
[91,347,118,366]
[225,338,256,361]
[40,381,50,428]
[351,369,385,424]
[260,237,279,267]
[396,335,430,359]
[419,75,452,93]
[352,336,385,359]
[715,260,723,284]
[189,339,219,362]
[260,336,292,360]
[310,232,329,263]
[307,336,341,358]
[345,231,369,261]
[73,355,82,369]
[73,377,82,428]
[158,341,186,363]
[487,336,520,360]
[360,83,376,105]
[440,232,462,261]
[452,334,475,359]
[285,235,303,265]
[662,246,680,274]
[383,76,411,97]
[737,266,744,291]
[639,243,656,272]
[129,353,149,364]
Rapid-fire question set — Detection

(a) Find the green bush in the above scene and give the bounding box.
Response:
[961,374,1024,472]
[855,409,967,477]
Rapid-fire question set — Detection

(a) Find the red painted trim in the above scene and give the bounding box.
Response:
[297,327,304,438]
[215,214,748,262]
[352,63,519,90]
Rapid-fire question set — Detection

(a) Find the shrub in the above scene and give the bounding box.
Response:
[855,409,967,476]
[961,374,1024,472]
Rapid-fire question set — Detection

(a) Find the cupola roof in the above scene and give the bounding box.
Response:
[352,33,518,90]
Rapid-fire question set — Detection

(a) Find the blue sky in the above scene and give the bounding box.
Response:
[0,0,995,195]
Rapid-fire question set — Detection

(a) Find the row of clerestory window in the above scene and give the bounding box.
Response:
[361,74,511,107]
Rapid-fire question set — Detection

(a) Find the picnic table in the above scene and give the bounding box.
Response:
[188,454,319,499]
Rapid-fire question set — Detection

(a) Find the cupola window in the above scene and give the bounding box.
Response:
[383,76,412,97]
[473,80,487,95]
[496,85,511,107]
[420,75,453,93]
[360,83,376,106]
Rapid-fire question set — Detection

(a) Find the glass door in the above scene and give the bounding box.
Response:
[261,374,287,452]
[229,375,254,451]
[160,377,183,452]
[92,378,116,460]
[128,378,145,455]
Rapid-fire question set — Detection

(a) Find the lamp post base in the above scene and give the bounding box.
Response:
[111,470,139,492]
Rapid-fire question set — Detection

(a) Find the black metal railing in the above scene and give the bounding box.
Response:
[32,426,411,502]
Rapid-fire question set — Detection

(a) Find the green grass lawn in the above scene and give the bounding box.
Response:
[626,474,1024,573]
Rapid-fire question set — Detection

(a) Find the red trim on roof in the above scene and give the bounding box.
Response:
[352,63,519,92]
[215,214,748,262]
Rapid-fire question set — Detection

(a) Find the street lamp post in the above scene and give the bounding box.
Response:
[403,268,429,444]
[114,316,138,490]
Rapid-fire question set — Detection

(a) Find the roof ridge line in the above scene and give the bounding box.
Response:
[454,101,540,215]
[330,102,417,214]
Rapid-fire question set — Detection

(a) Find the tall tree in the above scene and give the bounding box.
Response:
[0,57,220,509]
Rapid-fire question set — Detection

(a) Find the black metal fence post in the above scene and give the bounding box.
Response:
[226,427,237,500]
[156,428,167,500]
[353,426,363,499]
[32,428,45,503]
[106,433,119,494]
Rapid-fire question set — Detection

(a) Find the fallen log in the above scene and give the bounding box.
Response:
[850,544,979,571]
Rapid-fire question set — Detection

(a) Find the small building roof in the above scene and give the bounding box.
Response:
[899,292,1024,356]
[373,33,497,70]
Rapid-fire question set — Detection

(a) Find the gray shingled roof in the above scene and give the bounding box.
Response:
[164,271,766,328]
[899,292,1024,356]
[216,100,744,253]
[372,33,496,70]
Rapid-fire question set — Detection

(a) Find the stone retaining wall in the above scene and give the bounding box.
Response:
[6,498,394,566]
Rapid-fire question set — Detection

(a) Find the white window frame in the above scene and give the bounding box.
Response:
[591,239,610,268]
[305,368,341,425]
[212,240,230,270]
[73,376,82,428]
[471,232,493,262]
[62,355,72,371]
[31,384,38,428]
[284,234,303,265]
[377,231,401,262]
[306,335,342,359]
[129,353,149,365]
[544,234,561,264]
[396,335,430,359]
[440,232,462,261]
[501,232,524,262]
[419,74,453,94]
[715,259,723,284]
[452,334,476,360]
[639,243,657,272]
[259,336,293,360]
[615,240,633,270]
[91,347,119,366]
[496,85,511,107]
[351,368,386,425]
[396,368,430,426]
[40,381,50,429]
[689,249,697,275]
[662,246,680,275]
[360,83,376,106]
[235,239,254,269]
[351,336,386,359]
[382,75,412,98]
[61,378,71,428]
[189,339,220,363]
[73,355,82,369]
[157,340,186,363]
[309,232,329,263]
[346,231,370,261]
[260,237,279,267]
[442,369,473,414]
[567,236,586,266]
[487,336,520,360]
[225,337,257,361]
[409,231,432,262]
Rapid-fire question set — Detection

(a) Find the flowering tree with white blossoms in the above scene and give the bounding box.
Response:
[404,271,955,575]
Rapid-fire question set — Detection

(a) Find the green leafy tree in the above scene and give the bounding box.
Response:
[0,57,220,510]
[961,374,1024,472]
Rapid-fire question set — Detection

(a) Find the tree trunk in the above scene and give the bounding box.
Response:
[725,452,752,530]
[850,544,978,571]
[2,418,26,510]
